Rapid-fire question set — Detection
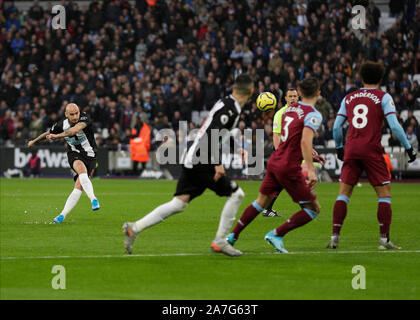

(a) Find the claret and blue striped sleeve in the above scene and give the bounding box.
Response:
[382,94,411,150]
[304,111,323,132]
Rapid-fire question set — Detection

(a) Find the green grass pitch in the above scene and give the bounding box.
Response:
[0,178,419,300]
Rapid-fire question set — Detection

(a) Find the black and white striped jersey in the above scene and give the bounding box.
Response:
[183,94,241,169]
[50,112,97,158]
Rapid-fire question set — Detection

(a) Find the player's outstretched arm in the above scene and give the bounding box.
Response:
[385,113,417,162]
[47,122,87,140]
[27,130,50,147]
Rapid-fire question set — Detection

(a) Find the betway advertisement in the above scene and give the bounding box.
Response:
[14,147,69,169]
[0,147,108,176]
[1,146,418,178]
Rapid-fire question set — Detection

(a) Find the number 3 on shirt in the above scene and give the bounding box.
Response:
[280,116,294,142]
[352,104,368,129]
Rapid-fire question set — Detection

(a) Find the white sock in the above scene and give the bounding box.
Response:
[215,187,245,240]
[133,197,187,233]
[61,189,82,218]
[79,173,96,201]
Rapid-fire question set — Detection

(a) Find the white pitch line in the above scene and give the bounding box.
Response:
[1,250,420,261]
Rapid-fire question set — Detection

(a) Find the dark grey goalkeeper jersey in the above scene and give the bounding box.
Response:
[183,94,241,169]
[50,112,97,158]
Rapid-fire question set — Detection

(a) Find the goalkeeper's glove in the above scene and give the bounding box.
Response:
[406,147,417,163]
[336,147,344,161]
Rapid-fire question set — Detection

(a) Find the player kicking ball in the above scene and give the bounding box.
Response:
[28,103,100,223]
[122,74,255,257]
[327,61,417,250]
[226,78,323,253]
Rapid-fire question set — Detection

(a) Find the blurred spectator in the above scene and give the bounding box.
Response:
[368,1,381,29]
[315,96,333,121]
[313,129,325,148]
[29,112,43,140]
[403,110,419,132]
[0,110,15,142]
[324,119,335,141]
[11,32,24,54]
[28,0,44,21]
[24,150,41,178]
[13,119,29,145]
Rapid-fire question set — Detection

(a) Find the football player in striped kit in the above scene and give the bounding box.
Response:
[123,74,255,257]
[28,103,100,223]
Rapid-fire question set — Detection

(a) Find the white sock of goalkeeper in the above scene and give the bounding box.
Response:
[79,173,96,201]
[215,187,245,241]
[133,197,187,233]
[61,188,82,218]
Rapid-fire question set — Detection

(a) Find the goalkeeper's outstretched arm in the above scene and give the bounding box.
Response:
[27,130,50,147]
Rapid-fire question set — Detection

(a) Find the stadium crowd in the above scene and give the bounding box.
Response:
[1,0,420,154]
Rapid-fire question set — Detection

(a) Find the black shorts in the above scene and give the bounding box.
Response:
[68,152,97,181]
[174,166,238,201]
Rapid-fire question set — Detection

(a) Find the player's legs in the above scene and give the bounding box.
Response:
[327,159,362,248]
[228,192,274,243]
[373,184,400,249]
[363,158,400,249]
[274,198,321,238]
[175,171,244,257]
[328,182,354,243]
[214,176,245,242]
[264,199,320,253]
[262,194,280,217]
[131,194,189,234]
[263,171,319,253]
[123,195,189,254]
[53,178,83,223]
[228,167,282,244]
[212,188,246,256]
[72,160,99,209]
[374,184,391,240]
[123,168,201,254]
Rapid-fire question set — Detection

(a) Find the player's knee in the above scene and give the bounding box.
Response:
[231,187,245,201]
[303,207,319,219]
[375,186,391,199]
[303,202,320,215]
[75,183,83,191]
[171,197,188,213]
